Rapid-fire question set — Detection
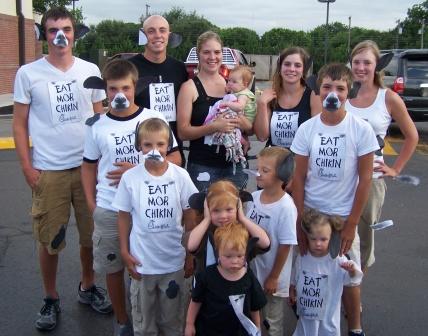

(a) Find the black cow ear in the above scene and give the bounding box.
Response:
[305,57,313,77]
[75,24,90,39]
[34,23,45,41]
[277,153,294,183]
[246,236,259,261]
[329,230,341,258]
[376,52,394,72]
[188,192,206,211]
[84,76,106,90]
[135,76,159,95]
[348,81,361,99]
[239,190,253,203]
[305,75,319,95]
[168,33,182,48]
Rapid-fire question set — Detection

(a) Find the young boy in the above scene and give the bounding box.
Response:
[112,118,198,335]
[290,63,379,336]
[81,59,181,335]
[247,146,297,335]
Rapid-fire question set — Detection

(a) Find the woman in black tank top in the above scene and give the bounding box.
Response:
[177,31,248,191]
[254,47,321,149]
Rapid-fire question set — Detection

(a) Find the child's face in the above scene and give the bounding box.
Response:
[256,156,280,189]
[106,75,135,111]
[281,53,304,84]
[218,244,246,273]
[226,72,247,93]
[210,203,237,227]
[139,131,169,161]
[319,76,349,113]
[307,224,331,257]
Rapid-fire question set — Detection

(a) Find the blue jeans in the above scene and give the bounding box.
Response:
[186,162,248,192]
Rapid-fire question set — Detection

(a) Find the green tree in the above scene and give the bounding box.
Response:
[260,28,311,55]
[33,0,71,14]
[219,27,260,54]
[400,1,428,48]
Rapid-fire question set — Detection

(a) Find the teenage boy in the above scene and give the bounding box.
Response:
[291,63,379,336]
[129,15,188,166]
[81,59,180,336]
[13,7,111,331]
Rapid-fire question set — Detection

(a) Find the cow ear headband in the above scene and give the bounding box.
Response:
[34,22,89,41]
[138,29,182,48]
[83,75,160,96]
[305,74,361,99]
[188,190,253,212]
[243,152,294,183]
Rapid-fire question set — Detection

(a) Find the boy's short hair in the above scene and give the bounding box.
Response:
[207,180,239,211]
[258,146,291,173]
[317,63,353,92]
[214,222,249,254]
[136,118,170,148]
[41,7,76,32]
[230,65,253,87]
[102,60,139,86]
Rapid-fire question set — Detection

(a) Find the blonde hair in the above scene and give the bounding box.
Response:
[272,46,310,94]
[258,146,291,173]
[214,222,249,254]
[350,40,385,88]
[196,31,223,55]
[137,118,170,146]
[206,180,239,211]
[230,65,253,87]
[301,208,344,235]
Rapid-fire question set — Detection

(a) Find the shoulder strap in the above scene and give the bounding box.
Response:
[193,76,208,100]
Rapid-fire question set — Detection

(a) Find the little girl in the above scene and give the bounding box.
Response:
[289,208,363,336]
[186,179,270,273]
[185,223,267,336]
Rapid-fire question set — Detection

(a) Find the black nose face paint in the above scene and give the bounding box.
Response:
[165,280,179,299]
[142,149,164,162]
[323,92,341,112]
[53,30,68,47]
[110,93,130,111]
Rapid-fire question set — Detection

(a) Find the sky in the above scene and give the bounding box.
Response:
[78,0,422,35]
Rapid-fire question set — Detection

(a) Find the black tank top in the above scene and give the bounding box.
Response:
[267,86,313,148]
[188,77,232,167]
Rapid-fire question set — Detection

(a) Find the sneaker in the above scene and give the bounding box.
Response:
[115,320,134,336]
[78,282,112,314]
[349,331,366,336]
[35,297,61,331]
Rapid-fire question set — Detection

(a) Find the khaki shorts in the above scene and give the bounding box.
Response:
[31,167,93,254]
[92,206,124,274]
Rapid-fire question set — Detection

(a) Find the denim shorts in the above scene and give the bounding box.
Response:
[186,161,248,191]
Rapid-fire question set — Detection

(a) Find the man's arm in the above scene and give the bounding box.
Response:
[340,152,373,255]
[12,102,39,188]
[92,101,104,113]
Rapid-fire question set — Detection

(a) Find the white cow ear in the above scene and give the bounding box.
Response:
[138,29,148,45]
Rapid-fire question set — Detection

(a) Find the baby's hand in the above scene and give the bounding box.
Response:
[340,260,356,273]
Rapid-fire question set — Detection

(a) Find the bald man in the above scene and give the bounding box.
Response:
[130,15,188,166]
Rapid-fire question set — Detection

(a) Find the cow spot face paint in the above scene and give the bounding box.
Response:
[322,92,341,112]
[53,30,69,47]
[110,92,130,111]
[142,149,164,162]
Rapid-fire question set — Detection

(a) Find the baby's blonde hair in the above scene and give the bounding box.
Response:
[214,222,249,254]
[230,65,253,87]
[301,208,344,235]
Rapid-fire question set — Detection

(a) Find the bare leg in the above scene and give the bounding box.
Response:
[107,270,128,324]
[39,245,59,299]
[343,286,362,330]
[80,246,94,289]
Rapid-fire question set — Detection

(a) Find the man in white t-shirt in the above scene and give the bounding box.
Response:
[291,63,379,336]
[12,7,110,331]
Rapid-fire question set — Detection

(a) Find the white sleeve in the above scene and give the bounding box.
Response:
[277,200,298,245]
[290,123,310,156]
[13,67,31,104]
[178,169,198,209]
[112,173,133,212]
[83,125,101,161]
[290,254,300,286]
[357,123,379,157]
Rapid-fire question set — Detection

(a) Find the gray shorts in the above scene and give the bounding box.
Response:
[92,206,124,274]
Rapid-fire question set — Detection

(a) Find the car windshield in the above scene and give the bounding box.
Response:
[406,59,428,79]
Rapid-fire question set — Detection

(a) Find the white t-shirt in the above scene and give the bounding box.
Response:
[83,107,179,211]
[291,253,363,336]
[13,57,105,170]
[248,190,297,297]
[345,89,392,178]
[112,163,198,275]
[290,113,379,216]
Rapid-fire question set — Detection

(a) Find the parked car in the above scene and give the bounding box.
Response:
[184,47,256,92]
[381,49,428,121]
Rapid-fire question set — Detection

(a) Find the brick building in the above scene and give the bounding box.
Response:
[0,0,41,95]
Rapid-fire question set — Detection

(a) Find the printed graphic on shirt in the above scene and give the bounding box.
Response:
[108,130,142,165]
[270,111,299,147]
[141,181,176,232]
[48,80,82,125]
[297,270,328,320]
[149,83,176,121]
[248,204,271,228]
[312,133,346,181]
